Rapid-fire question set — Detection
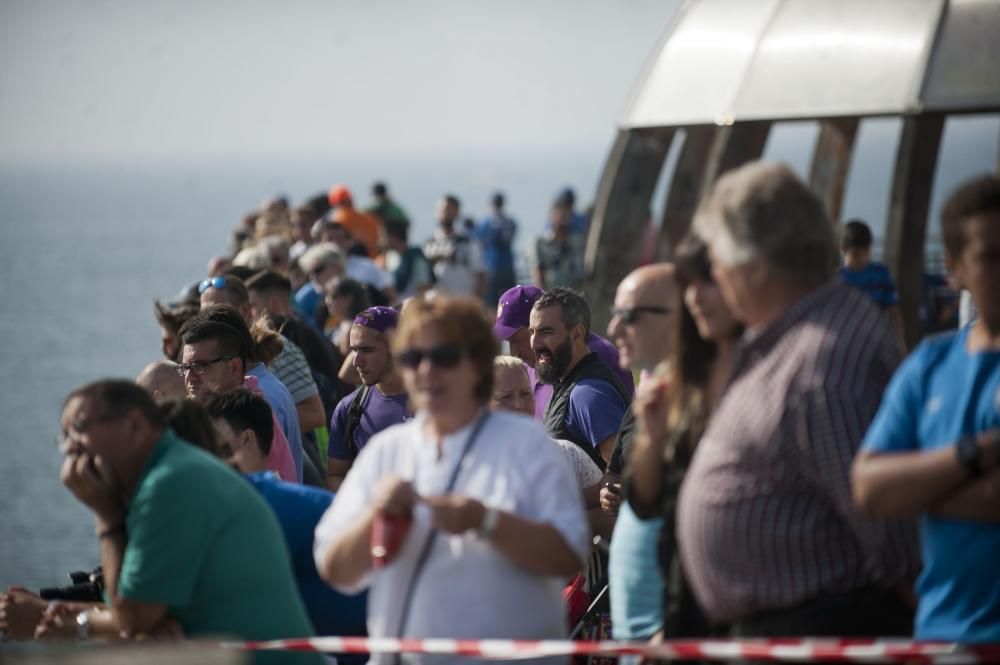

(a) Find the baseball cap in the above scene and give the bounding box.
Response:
[353,306,400,333]
[493,285,543,340]
[328,184,353,207]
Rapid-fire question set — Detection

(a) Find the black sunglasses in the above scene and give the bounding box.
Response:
[611,305,672,325]
[397,344,463,369]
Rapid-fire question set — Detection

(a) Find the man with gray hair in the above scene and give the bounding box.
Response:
[295,242,346,326]
[676,162,919,637]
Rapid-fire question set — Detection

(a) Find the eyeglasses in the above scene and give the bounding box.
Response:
[611,306,672,325]
[198,276,228,294]
[174,356,235,376]
[58,412,123,448]
[397,344,463,369]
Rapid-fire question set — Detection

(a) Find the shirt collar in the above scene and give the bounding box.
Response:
[738,278,840,355]
[414,408,489,457]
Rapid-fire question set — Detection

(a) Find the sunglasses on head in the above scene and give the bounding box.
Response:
[611,305,672,325]
[198,276,228,294]
[397,344,463,369]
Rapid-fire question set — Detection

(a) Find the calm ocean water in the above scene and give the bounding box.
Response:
[1,117,996,590]
[0,151,605,590]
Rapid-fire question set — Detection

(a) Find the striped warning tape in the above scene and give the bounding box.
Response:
[207,636,1000,662]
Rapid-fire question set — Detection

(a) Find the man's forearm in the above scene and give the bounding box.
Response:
[97,521,127,602]
[852,447,971,518]
[488,511,583,578]
[296,394,326,432]
[932,469,1000,522]
[626,430,665,519]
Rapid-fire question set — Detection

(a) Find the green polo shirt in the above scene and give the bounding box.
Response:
[119,428,323,665]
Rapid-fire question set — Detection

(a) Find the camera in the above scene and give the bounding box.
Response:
[38,567,104,602]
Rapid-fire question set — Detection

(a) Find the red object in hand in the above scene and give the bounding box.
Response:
[371,511,412,569]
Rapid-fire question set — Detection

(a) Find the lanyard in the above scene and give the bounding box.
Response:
[392,411,493,656]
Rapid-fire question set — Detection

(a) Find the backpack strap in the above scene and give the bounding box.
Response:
[343,385,372,454]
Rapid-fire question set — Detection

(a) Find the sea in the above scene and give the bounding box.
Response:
[1,115,997,591]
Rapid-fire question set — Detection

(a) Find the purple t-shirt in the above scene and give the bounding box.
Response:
[328,386,411,461]
[533,332,634,420]
[566,378,628,447]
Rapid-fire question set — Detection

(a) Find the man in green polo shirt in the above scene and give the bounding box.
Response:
[59,379,323,664]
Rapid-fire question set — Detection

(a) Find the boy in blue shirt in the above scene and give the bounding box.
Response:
[839,219,905,340]
[852,175,1000,643]
[206,389,367,645]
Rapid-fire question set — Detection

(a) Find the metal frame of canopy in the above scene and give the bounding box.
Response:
[584,0,1000,347]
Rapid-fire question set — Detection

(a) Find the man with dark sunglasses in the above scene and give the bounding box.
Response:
[603,263,678,645]
[326,307,411,491]
[530,288,629,470]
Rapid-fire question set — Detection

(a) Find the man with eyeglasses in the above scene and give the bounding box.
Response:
[326,306,411,491]
[530,288,629,469]
[198,275,324,485]
[603,263,678,646]
[199,274,325,434]
[493,285,633,420]
[177,309,298,482]
[603,264,678,514]
[55,380,322,664]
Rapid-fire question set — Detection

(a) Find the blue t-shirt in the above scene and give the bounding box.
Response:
[840,262,899,309]
[609,501,664,639]
[475,215,517,273]
[293,282,323,330]
[862,327,1000,642]
[328,386,411,461]
[566,378,627,448]
[245,472,367,640]
[248,362,305,482]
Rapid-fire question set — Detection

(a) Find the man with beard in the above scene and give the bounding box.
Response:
[530,288,629,469]
[494,285,633,420]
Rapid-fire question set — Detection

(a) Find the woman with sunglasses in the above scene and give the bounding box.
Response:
[314,296,590,664]
[627,233,742,639]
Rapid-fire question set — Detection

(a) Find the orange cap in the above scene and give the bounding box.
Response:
[328,184,352,207]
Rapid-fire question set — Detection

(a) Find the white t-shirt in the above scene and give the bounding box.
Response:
[314,410,590,665]
[424,231,485,296]
[346,255,394,291]
[554,439,603,489]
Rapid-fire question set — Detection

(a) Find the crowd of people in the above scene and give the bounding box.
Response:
[1,164,998,665]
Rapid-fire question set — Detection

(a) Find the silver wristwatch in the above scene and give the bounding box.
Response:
[75,610,91,640]
[476,505,500,540]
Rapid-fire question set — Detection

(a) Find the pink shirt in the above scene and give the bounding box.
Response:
[243,376,298,483]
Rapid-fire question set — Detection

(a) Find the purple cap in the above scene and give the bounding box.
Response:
[353,306,399,333]
[493,285,543,340]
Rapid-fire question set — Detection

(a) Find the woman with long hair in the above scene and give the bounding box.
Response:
[627,233,742,637]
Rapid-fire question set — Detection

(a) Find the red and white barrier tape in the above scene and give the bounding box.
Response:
[208,636,1000,662]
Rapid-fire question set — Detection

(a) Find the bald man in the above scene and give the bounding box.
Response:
[136,361,186,401]
[603,263,678,643]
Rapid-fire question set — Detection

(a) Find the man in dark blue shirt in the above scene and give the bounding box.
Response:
[839,219,904,339]
[475,191,518,306]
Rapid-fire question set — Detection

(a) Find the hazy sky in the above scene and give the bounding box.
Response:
[1,0,682,163]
